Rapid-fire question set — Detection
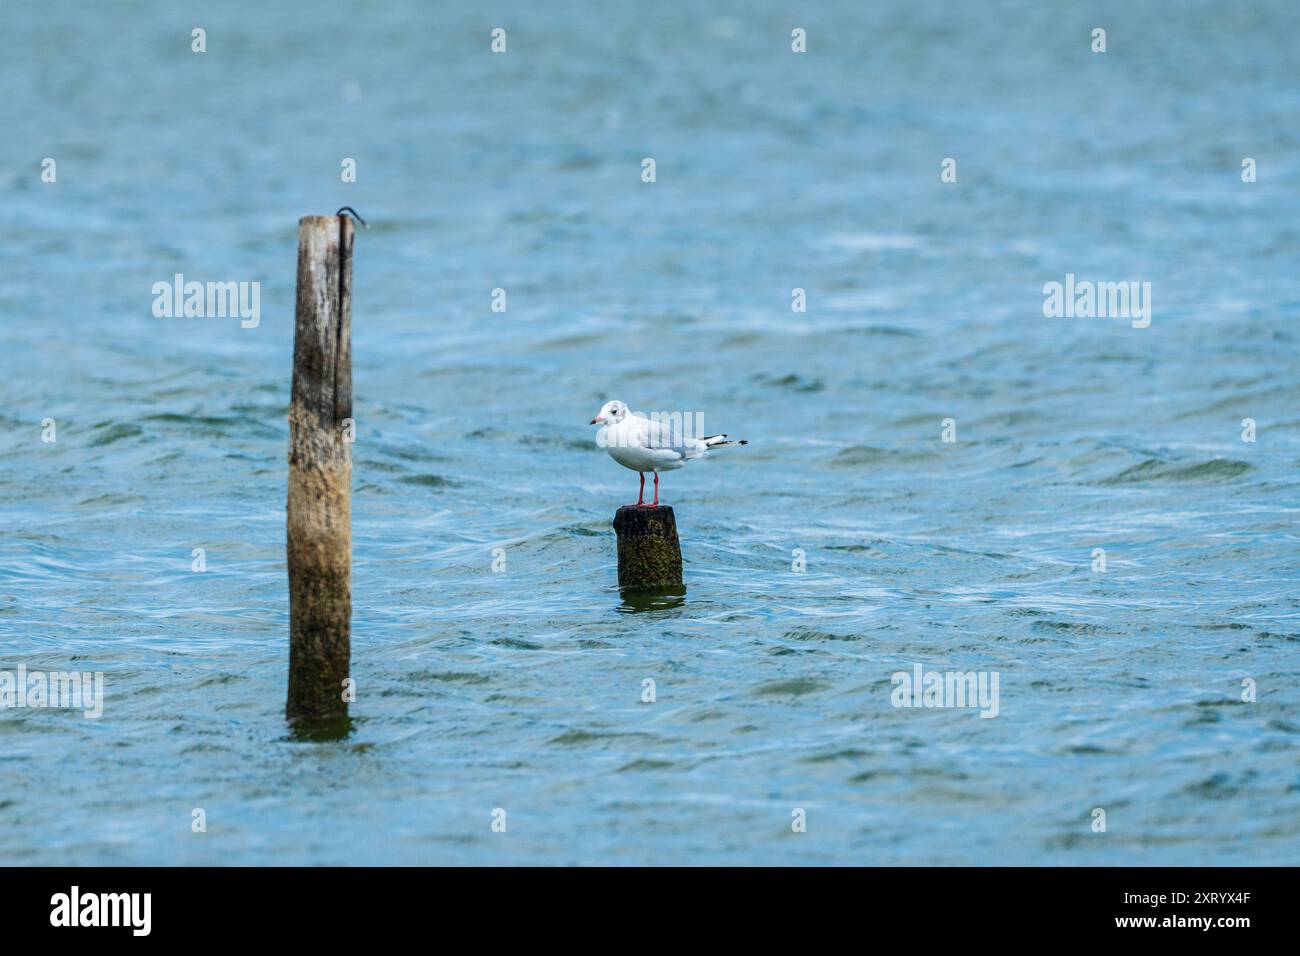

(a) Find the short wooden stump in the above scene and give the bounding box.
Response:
[612,505,684,591]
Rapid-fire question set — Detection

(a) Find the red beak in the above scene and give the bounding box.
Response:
[590,416,605,425]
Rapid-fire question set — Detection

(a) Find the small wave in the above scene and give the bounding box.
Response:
[90,422,144,446]
[549,729,649,746]
[754,372,824,393]
[492,637,542,650]
[399,474,460,488]
[783,627,861,643]
[77,492,145,507]
[753,677,828,697]
[831,445,936,467]
[1182,773,1247,800]
[803,748,872,763]
[617,758,674,772]
[408,670,490,685]
[1099,458,1252,485]
[1032,620,1109,636]
[142,412,244,430]
[842,325,923,338]
[517,434,590,451]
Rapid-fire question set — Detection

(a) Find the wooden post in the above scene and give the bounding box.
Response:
[612,506,684,591]
[286,214,354,730]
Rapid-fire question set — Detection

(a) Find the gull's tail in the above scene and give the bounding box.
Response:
[703,434,748,448]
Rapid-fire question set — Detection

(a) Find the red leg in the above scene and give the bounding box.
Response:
[651,472,659,507]
[635,472,645,506]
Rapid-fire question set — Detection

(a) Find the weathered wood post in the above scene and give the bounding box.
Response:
[612,506,684,591]
[286,213,354,729]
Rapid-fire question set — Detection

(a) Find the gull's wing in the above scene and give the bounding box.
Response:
[637,414,690,461]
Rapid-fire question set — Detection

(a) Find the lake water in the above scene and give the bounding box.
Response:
[2,0,1298,865]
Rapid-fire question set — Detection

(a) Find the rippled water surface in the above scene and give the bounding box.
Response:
[2,0,1299,864]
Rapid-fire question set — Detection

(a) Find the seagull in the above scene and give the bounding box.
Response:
[589,400,748,507]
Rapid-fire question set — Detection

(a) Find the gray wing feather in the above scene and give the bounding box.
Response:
[642,415,711,460]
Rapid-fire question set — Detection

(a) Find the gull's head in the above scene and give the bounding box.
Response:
[590,399,628,426]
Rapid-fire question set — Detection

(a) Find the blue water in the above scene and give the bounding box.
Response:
[2,0,1298,864]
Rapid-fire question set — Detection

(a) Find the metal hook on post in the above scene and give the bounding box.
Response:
[335,206,369,229]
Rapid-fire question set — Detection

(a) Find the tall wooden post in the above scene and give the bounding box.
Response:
[286,214,353,729]
[613,506,684,591]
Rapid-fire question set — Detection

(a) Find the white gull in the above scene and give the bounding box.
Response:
[588,399,747,507]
